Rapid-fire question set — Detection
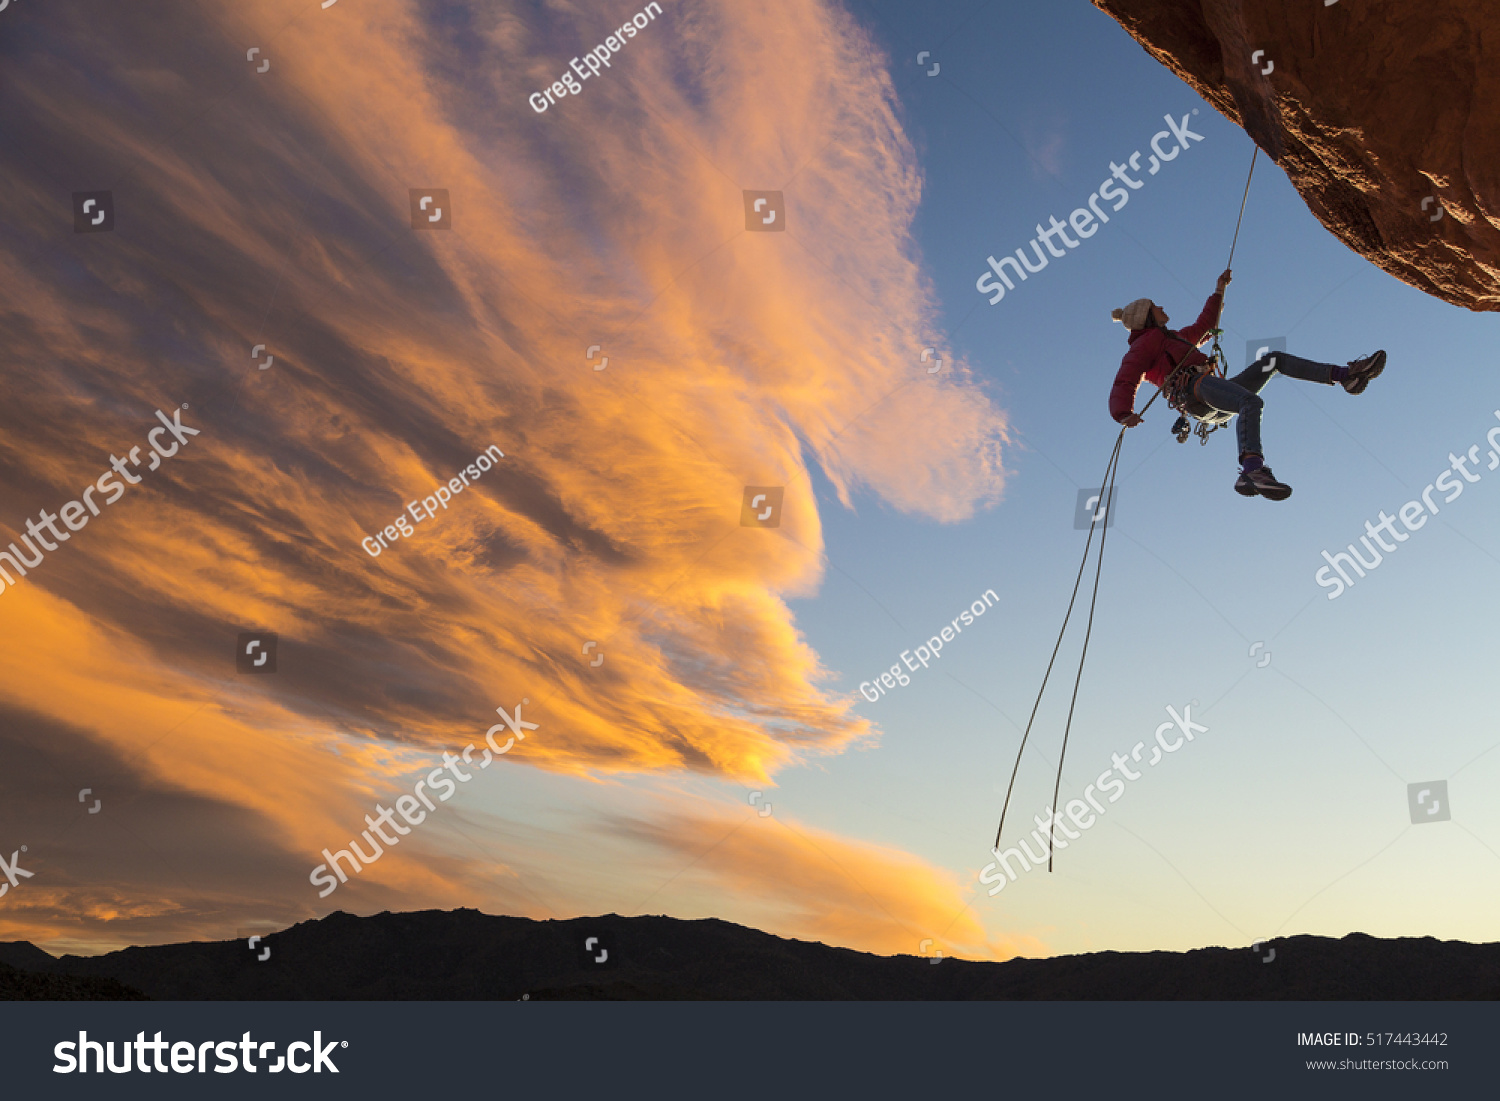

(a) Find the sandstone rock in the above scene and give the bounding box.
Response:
[1094,0,1500,310]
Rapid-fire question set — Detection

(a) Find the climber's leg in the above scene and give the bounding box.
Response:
[1230,352,1339,392]
[1195,373,1291,499]
[1232,350,1386,395]
[1195,374,1265,458]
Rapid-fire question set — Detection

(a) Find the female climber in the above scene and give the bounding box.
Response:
[1108,269,1386,500]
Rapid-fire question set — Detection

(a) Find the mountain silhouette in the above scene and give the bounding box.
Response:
[4,910,1498,1000]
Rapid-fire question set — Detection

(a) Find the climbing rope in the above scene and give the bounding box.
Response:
[1172,147,1260,445]
[992,419,1124,861]
[992,146,1261,865]
[1225,147,1259,273]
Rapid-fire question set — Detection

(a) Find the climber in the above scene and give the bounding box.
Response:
[1108,269,1386,500]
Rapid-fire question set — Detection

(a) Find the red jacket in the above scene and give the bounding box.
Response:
[1109,292,1222,423]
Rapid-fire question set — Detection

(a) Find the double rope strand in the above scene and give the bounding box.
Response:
[991,146,1260,866]
[992,428,1124,852]
[1044,432,1122,868]
[991,429,1122,850]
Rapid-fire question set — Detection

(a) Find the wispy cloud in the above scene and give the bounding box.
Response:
[612,803,1045,960]
[0,0,1009,949]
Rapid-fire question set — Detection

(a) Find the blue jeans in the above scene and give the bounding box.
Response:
[1193,352,1338,458]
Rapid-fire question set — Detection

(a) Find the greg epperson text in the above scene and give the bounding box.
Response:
[528,2,664,113]
[859,588,998,702]
[361,444,503,557]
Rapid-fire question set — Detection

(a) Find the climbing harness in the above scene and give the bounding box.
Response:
[1163,331,1232,445]
[992,148,1260,865]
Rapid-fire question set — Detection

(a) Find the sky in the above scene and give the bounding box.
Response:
[1,0,1497,964]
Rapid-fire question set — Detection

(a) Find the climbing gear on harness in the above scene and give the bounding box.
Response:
[1163,359,1217,413]
[1159,330,1233,445]
[1161,356,1212,410]
[1342,350,1387,395]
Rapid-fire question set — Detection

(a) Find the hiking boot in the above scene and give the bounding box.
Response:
[1342,350,1386,395]
[1234,466,1293,500]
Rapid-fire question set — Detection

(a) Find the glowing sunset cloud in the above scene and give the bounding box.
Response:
[0,0,1009,953]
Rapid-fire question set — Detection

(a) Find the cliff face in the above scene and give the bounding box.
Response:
[1094,0,1500,310]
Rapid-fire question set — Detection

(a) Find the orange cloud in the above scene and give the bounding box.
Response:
[613,806,1046,961]
[0,0,1009,948]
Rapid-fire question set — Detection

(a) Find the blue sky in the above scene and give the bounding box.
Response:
[435,0,1500,957]
[777,0,1500,954]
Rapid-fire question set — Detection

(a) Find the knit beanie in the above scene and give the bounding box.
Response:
[1111,298,1154,331]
